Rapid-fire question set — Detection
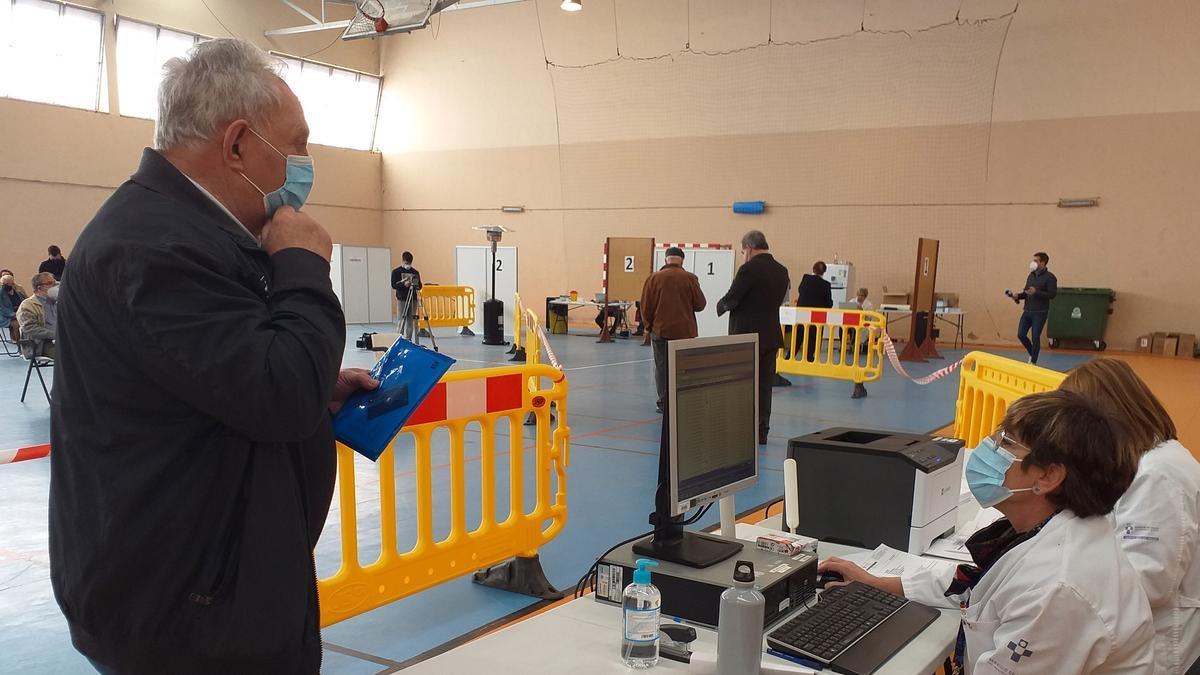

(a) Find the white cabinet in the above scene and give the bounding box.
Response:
[823,263,856,306]
[455,245,518,335]
[652,245,735,338]
[331,244,393,324]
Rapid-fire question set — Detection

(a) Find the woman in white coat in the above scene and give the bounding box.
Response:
[820,390,1155,674]
[1062,358,1200,674]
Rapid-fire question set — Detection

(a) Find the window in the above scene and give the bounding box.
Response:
[0,0,104,111]
[278,55,381,151]
[115,17,203,120]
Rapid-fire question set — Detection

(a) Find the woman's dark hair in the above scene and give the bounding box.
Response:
[402,251,414,264]
[48,245,62,257]
[1002,389,1137,518]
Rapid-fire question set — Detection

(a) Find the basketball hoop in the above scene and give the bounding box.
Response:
[357,0,390,32]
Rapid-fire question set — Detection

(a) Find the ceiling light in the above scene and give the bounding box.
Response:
[561,0,582,12]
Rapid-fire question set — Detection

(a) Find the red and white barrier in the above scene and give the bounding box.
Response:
[0,443,50,465]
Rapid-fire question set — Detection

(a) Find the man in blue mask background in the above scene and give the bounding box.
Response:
[48,38,375,674]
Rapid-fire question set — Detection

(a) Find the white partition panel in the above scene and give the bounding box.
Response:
[455,245,518,335]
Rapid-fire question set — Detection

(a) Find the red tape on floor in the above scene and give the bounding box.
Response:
[873,328,963,385]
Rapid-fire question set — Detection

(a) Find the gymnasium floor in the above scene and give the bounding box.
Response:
[0,328,1151,674]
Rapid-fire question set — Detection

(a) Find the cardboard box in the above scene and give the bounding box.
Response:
[934,292,960,308]
[1163,336,1179,357]
[1151,332,1168,355]
[1171,333,1195,359]
[1135,334,1153,353]
[882,292,910,306]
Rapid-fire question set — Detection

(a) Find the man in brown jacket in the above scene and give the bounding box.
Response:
[640,247,706,413]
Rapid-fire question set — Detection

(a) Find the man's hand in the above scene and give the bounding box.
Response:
[329,368,380,414]
[261,206,333,262]
[1025,286,1036,295]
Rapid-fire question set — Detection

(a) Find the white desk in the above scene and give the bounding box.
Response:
[405,532,960,674]
[547,299,635,341]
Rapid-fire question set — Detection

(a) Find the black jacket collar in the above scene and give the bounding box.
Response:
[129,148,261,250]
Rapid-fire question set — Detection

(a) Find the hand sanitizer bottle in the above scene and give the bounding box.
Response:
[622,559,661,668]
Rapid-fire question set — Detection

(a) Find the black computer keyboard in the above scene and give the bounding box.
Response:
[766,581,910,665]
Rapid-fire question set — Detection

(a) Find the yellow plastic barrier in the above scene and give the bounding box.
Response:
[952,351,1065,447]
[776,307,886,385]
[318,360,570,627]
[419,285,476,329]
[512,293,523,352]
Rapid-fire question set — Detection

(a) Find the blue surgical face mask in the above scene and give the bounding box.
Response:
[965,434,1034,508]
[239,128,314,218]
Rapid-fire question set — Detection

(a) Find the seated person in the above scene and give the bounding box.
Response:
[850,287,874,353]
[1061,359,1200,674]
[594,304,625,335]
[17,272,58,359]
[820,390,1155,673]
[1,269,28,342]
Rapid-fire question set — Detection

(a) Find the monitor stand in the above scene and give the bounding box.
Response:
[631,406,743,569]
[631,520,743,569]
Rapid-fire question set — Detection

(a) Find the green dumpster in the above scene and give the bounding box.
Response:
[1048,287,1116,351]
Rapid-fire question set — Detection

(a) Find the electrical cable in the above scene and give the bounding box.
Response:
[199,0,238,38]
[573,501,715,599]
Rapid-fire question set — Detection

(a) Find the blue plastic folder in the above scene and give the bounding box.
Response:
[333,337,455,461]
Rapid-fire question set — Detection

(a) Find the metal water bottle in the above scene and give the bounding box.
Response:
[716,560,765,675]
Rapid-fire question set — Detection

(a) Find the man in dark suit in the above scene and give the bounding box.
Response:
[716,230,790,445]
[795,260,834,362]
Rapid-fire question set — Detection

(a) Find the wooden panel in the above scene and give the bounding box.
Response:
[604,237,654,302]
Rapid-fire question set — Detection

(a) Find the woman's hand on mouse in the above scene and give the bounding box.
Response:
[818,558,905,596]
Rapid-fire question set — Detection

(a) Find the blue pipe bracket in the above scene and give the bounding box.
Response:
[732,201,765,214]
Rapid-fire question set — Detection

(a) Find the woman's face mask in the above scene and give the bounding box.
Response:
[966,430,1036,508]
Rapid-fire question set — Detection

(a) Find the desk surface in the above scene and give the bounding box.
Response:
[548,299,632,307]
[405,533,960,674]
[879,306,965,315]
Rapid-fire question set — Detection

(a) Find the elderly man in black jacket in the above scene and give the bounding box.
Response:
[717,231,790,445]
[49,39,375,674]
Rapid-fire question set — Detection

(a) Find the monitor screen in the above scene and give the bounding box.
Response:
[668,335,759,515]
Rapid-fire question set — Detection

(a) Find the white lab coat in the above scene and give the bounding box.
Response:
[1113,439,1200,674]
[903,511,1156,674]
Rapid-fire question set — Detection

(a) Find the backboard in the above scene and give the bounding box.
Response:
[341,0,459,40]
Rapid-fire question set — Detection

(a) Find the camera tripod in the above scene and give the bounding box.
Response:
[397,283,439,352]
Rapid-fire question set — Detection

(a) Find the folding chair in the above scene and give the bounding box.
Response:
[19,340,53,403]
[0,323,20,357]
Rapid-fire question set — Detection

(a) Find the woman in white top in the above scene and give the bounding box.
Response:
[820,390,1155,674]
[1061,358,1200,674]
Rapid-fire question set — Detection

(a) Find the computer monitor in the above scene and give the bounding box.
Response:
[632,334,759,568]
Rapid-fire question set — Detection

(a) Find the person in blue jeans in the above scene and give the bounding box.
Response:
[1007,251,1057,364]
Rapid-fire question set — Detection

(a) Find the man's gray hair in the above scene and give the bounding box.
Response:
[155,38,284,151]
[741,230,769,250]
[32,272,55,290]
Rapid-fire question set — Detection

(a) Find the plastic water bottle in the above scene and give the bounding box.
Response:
[621,558,661,668]
[716,560,766,675]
